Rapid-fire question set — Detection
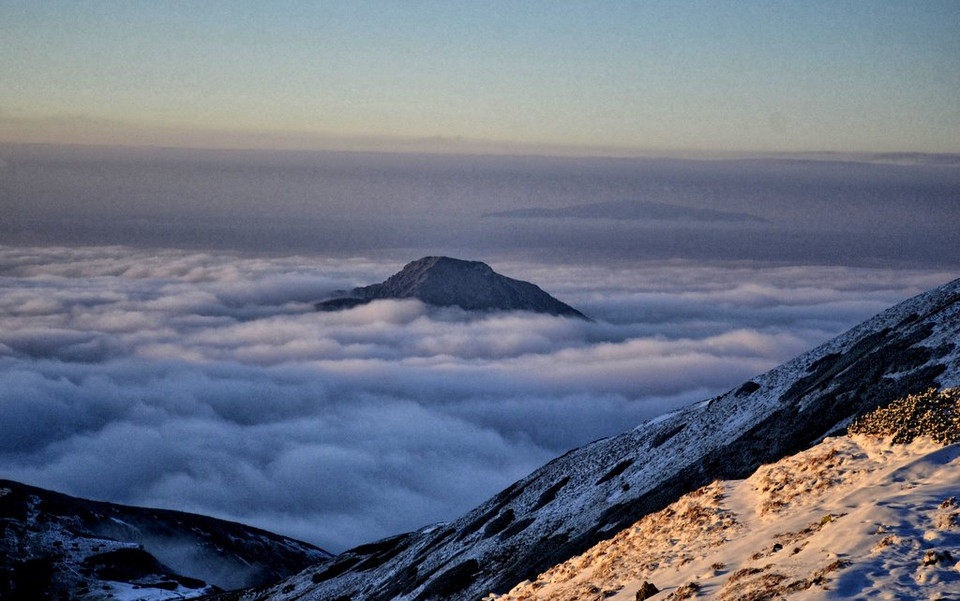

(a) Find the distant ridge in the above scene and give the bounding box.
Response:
[316,256,589,319]
[485,199,766,223]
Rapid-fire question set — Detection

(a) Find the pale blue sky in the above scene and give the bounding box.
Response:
[1,1,958,153]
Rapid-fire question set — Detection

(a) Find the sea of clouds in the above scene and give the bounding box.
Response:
[0,245,953,551]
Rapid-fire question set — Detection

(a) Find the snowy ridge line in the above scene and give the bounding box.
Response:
[226,277,960,601]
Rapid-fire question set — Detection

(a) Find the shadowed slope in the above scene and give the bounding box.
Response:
[0,480,331,600]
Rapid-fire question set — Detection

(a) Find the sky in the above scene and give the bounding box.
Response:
[2,0,959,154]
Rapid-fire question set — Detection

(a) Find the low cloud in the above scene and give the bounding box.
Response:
[0,246,952,551]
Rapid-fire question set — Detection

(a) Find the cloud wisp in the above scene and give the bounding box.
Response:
[0,246,951,551]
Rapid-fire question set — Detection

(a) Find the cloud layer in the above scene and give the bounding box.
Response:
[0,246,952,551]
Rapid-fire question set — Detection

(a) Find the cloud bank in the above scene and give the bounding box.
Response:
[0,246,952,551]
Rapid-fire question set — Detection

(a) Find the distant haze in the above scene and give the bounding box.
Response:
[484,199,767,222]
[2,145,958,267]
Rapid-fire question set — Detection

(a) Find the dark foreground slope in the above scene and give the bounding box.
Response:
[0,479,330,601]
[316,256,588,318]
[241,277,960,601]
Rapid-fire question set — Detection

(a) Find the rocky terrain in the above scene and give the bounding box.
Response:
[0,480,330,601]
[848,387,960,444]
[225,277,960,601]
[315,256,588,318]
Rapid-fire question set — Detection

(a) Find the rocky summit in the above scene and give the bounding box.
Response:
[316,256,589,319]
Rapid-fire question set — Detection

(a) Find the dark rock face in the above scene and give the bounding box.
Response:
[636,580,660,600]
[247,277,960,601]
[316,257,588,319]
[0,479,330,600]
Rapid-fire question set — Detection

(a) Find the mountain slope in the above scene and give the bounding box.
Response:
[491,432,960,601]
[244,276,960,601]
[316,256,588,318]
[0,479,331,601]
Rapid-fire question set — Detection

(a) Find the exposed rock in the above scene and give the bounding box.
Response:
[636,580,660,600]
[316,256,588,319]
[848,387,960,443]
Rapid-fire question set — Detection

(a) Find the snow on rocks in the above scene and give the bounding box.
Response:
[0,479,330,600]
[484,481,739,601]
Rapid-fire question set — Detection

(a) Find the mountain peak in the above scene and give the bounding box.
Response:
[317,256,589,319]
[386,256,496,283]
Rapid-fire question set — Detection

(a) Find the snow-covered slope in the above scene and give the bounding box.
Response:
[0,479,331,600]
[490,433,960,601]
[234,278,960,601]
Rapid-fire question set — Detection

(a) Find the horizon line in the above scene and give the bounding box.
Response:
[3,139,960,166]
